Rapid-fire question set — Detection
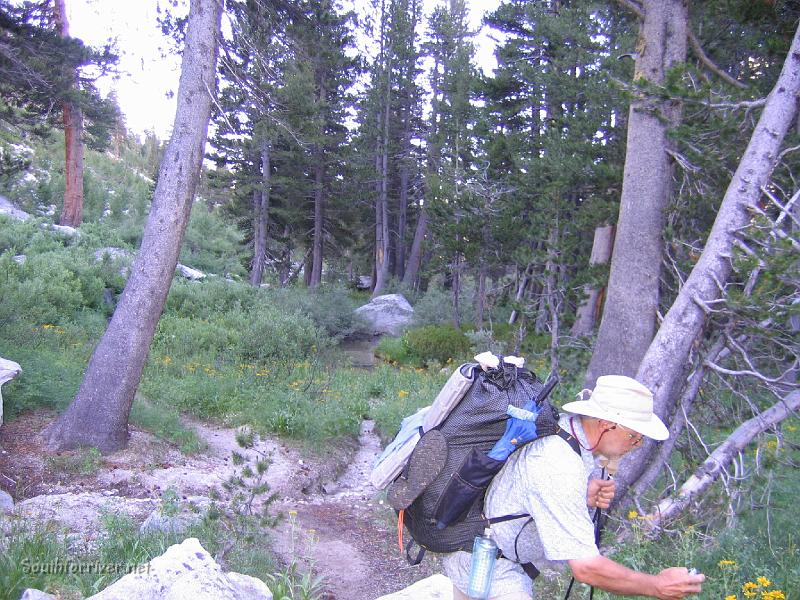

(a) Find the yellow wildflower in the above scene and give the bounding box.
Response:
[761,590,785,600]
[627,510,639,520]
[398,390,409,398]
[725,596,736,600]
[756,577,771,588]
[743,581,759,598]
[718,560,737,567]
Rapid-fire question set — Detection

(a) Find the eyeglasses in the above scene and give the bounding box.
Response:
[611,424,644,447]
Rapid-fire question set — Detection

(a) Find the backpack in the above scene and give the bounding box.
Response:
[377,358,581,566]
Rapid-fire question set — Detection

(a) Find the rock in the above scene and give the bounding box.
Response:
[225,572,274,599]
[354,275,372,290]
[0,356,22,425]
[13,255,25,265]
[176,263,206,280]
[354,294,414,336]
[0,195,31,220]
[0,489,13,513]
[15,492,157,544]
[87,538,272,600]
[47,224,79,237]
[19,590,57,600]
[375,574,453,599]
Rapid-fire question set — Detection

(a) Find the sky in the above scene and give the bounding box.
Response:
[67,0,501,141]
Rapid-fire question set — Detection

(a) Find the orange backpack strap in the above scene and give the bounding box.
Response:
[397,509,405,553]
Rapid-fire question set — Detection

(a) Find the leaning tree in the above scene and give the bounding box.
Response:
[44,0,224,453]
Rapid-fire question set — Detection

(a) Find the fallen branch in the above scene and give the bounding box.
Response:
[644,390,800,529]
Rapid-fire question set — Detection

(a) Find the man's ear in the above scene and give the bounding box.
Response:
[597,419,615,432]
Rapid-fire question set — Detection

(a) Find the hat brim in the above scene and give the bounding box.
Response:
[561,399,669,441]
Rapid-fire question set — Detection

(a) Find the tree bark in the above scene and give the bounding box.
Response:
[616,22,800,499]
[371,0,391,297]
[571,224,615,336]
[644,390,800,528]
[585,0,687,387]
[53,0,84,228]
[509,263,534,326]
[310,143,324,289]
[250,142,271,287]
[43,0,223,453]
[402,206,427,289]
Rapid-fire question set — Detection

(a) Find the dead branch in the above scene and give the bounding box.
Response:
[644,390,800,529]
[688,31,748,90]
[613,0,643,19]
[762,186,800,229]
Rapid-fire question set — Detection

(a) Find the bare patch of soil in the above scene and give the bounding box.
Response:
[0,411,436,599]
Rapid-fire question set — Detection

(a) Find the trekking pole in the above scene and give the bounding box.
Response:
[563,458,618,600]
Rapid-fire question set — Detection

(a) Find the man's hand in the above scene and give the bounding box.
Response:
[653,567,705,600]
[587,478,615,509]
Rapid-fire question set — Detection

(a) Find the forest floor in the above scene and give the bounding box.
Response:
[0,409,440,599]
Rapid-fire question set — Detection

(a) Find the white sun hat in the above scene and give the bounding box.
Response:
[561,375,669,441]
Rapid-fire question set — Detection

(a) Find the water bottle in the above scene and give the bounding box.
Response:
[466,528,498,599]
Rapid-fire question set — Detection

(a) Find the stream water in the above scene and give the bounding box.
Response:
[337,335,382,369]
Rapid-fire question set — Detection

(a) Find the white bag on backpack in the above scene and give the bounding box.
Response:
[370,362,479,490]
[370,406,429,489]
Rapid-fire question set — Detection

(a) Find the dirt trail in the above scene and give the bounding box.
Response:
[0,411,437,599]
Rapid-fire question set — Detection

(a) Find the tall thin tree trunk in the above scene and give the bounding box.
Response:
[476,261,487,329]
[250,142,271,287]
[509,263,534,325]
[452,252,461,329]
[44,0,223,453]
[403,207,427,289]
[397,124,411,280]
[54,0,84,228]
[310,145,324,289]
[571,224,615,336]
[585,0,687,387]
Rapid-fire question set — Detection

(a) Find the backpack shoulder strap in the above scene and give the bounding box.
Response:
[555,427,582,456]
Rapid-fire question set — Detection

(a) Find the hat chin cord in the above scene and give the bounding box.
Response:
[569,416,611,452]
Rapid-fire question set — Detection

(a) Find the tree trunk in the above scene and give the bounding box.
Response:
[476,261,487,329]
[452,252,461,329]
[310,144,324,289]
[373,64,393,297]
[402,207,427,289]
[585,0,687,387]
[616,23,800,500]
[53,0,84,228]
[396,127,411,280]
[508,263,534,326]
[44,0,223,453]
[250,142,271,287]
[545,222,560,372]
[571,224,615,336]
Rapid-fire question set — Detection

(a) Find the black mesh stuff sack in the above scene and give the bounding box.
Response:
[399,362,561,555]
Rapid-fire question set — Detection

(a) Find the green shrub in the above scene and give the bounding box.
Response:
[375,335,416,366]
[410,286,454,326]
[180,201,246,278]
[404,324,472,366]
[165,278,257,320]
[271,285,369,340]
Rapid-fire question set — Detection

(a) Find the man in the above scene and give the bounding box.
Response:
[443,375,705,600]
